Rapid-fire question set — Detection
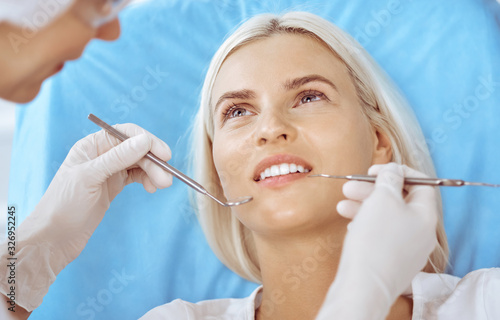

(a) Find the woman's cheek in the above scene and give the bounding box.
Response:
[213,137,244,196]
[222,157,246,185]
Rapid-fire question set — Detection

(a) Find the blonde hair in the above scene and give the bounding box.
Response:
[190,12,449,283]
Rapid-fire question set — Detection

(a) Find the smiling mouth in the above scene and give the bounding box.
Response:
[254,163,313,182]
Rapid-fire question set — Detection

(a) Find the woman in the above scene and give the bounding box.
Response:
[140,12,499,320]
[0,1,173,318]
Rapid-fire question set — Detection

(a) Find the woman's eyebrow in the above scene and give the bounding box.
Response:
[213,74,338,114]
[283,74,339,92]
[214,89,256,114]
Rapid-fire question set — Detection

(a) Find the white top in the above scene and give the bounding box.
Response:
[140,268,500,320]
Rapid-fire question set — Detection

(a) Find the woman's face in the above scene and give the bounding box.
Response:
[211,34,391,237]
[0,1,120,103]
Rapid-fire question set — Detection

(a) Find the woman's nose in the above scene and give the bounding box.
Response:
[95,18,121,41]
[253,111,298,146]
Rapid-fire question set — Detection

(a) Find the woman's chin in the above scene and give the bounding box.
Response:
[235,201,341,237]
[6,85,41,104]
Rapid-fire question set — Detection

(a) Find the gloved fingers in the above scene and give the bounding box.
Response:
[368,163,426,177]
[111,124,173,189]
[406,186,439,226]
[343,180,375,201]
[86,123,172,188]
[406,184,436,206]
[370,163,428,183]
[127,168,158,193]
[113,123,172,161]
[337,200,362,219]
[370,163,405,196]
[135,156,173,189]
[104,123,172,161]
[401,165,428,178]
[141,174,157,194]
[379,164,435,205]
[367,163,390,175]
[91,133,153,183]
[369,163,433,198]
[394,166,435,200]
[94,123,172,163]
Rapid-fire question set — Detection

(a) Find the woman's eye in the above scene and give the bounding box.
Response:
[230,108,248,118]
[298,90,327,106]
[223,104,253,121]
[301,95,321,104]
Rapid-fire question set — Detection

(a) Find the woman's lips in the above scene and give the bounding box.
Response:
[49,63,64,77]
[55,63,64,72]
[253,154,313,181]
[253,154,313,188]
[256,171,310,188]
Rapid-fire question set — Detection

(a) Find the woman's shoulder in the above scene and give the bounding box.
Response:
[411,268,500,320]
[139,286,263,320]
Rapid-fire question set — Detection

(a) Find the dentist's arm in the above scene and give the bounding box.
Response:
[0,124,173,315]
[316,163,439,320]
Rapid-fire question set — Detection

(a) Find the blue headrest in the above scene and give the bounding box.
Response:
[9,0,500,318]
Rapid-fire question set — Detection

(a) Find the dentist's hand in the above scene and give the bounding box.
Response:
[316,163,439,320]
[0,123,173,312]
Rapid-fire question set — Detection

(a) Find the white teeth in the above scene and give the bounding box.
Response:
[258,163,311,181]
[271,165,280,176]
[279,163,290,175]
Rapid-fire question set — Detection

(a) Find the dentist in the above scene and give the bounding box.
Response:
[0,1,173,318]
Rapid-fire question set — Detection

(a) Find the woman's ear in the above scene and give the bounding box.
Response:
[372,129,392,164]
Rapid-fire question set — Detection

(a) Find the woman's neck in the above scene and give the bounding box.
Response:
[254,220,347,320]
[253,219,413,320]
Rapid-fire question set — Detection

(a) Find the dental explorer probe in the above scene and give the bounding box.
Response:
[308,174,500,187]
[88,114,253,207]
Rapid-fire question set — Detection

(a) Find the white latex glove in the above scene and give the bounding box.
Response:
[316,163,438,320]
[0,123,172,312]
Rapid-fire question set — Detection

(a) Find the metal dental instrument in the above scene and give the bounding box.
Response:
[88,114,253,207]
[308,174,500,187]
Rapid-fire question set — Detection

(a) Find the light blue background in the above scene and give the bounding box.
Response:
[9,0,500,319]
